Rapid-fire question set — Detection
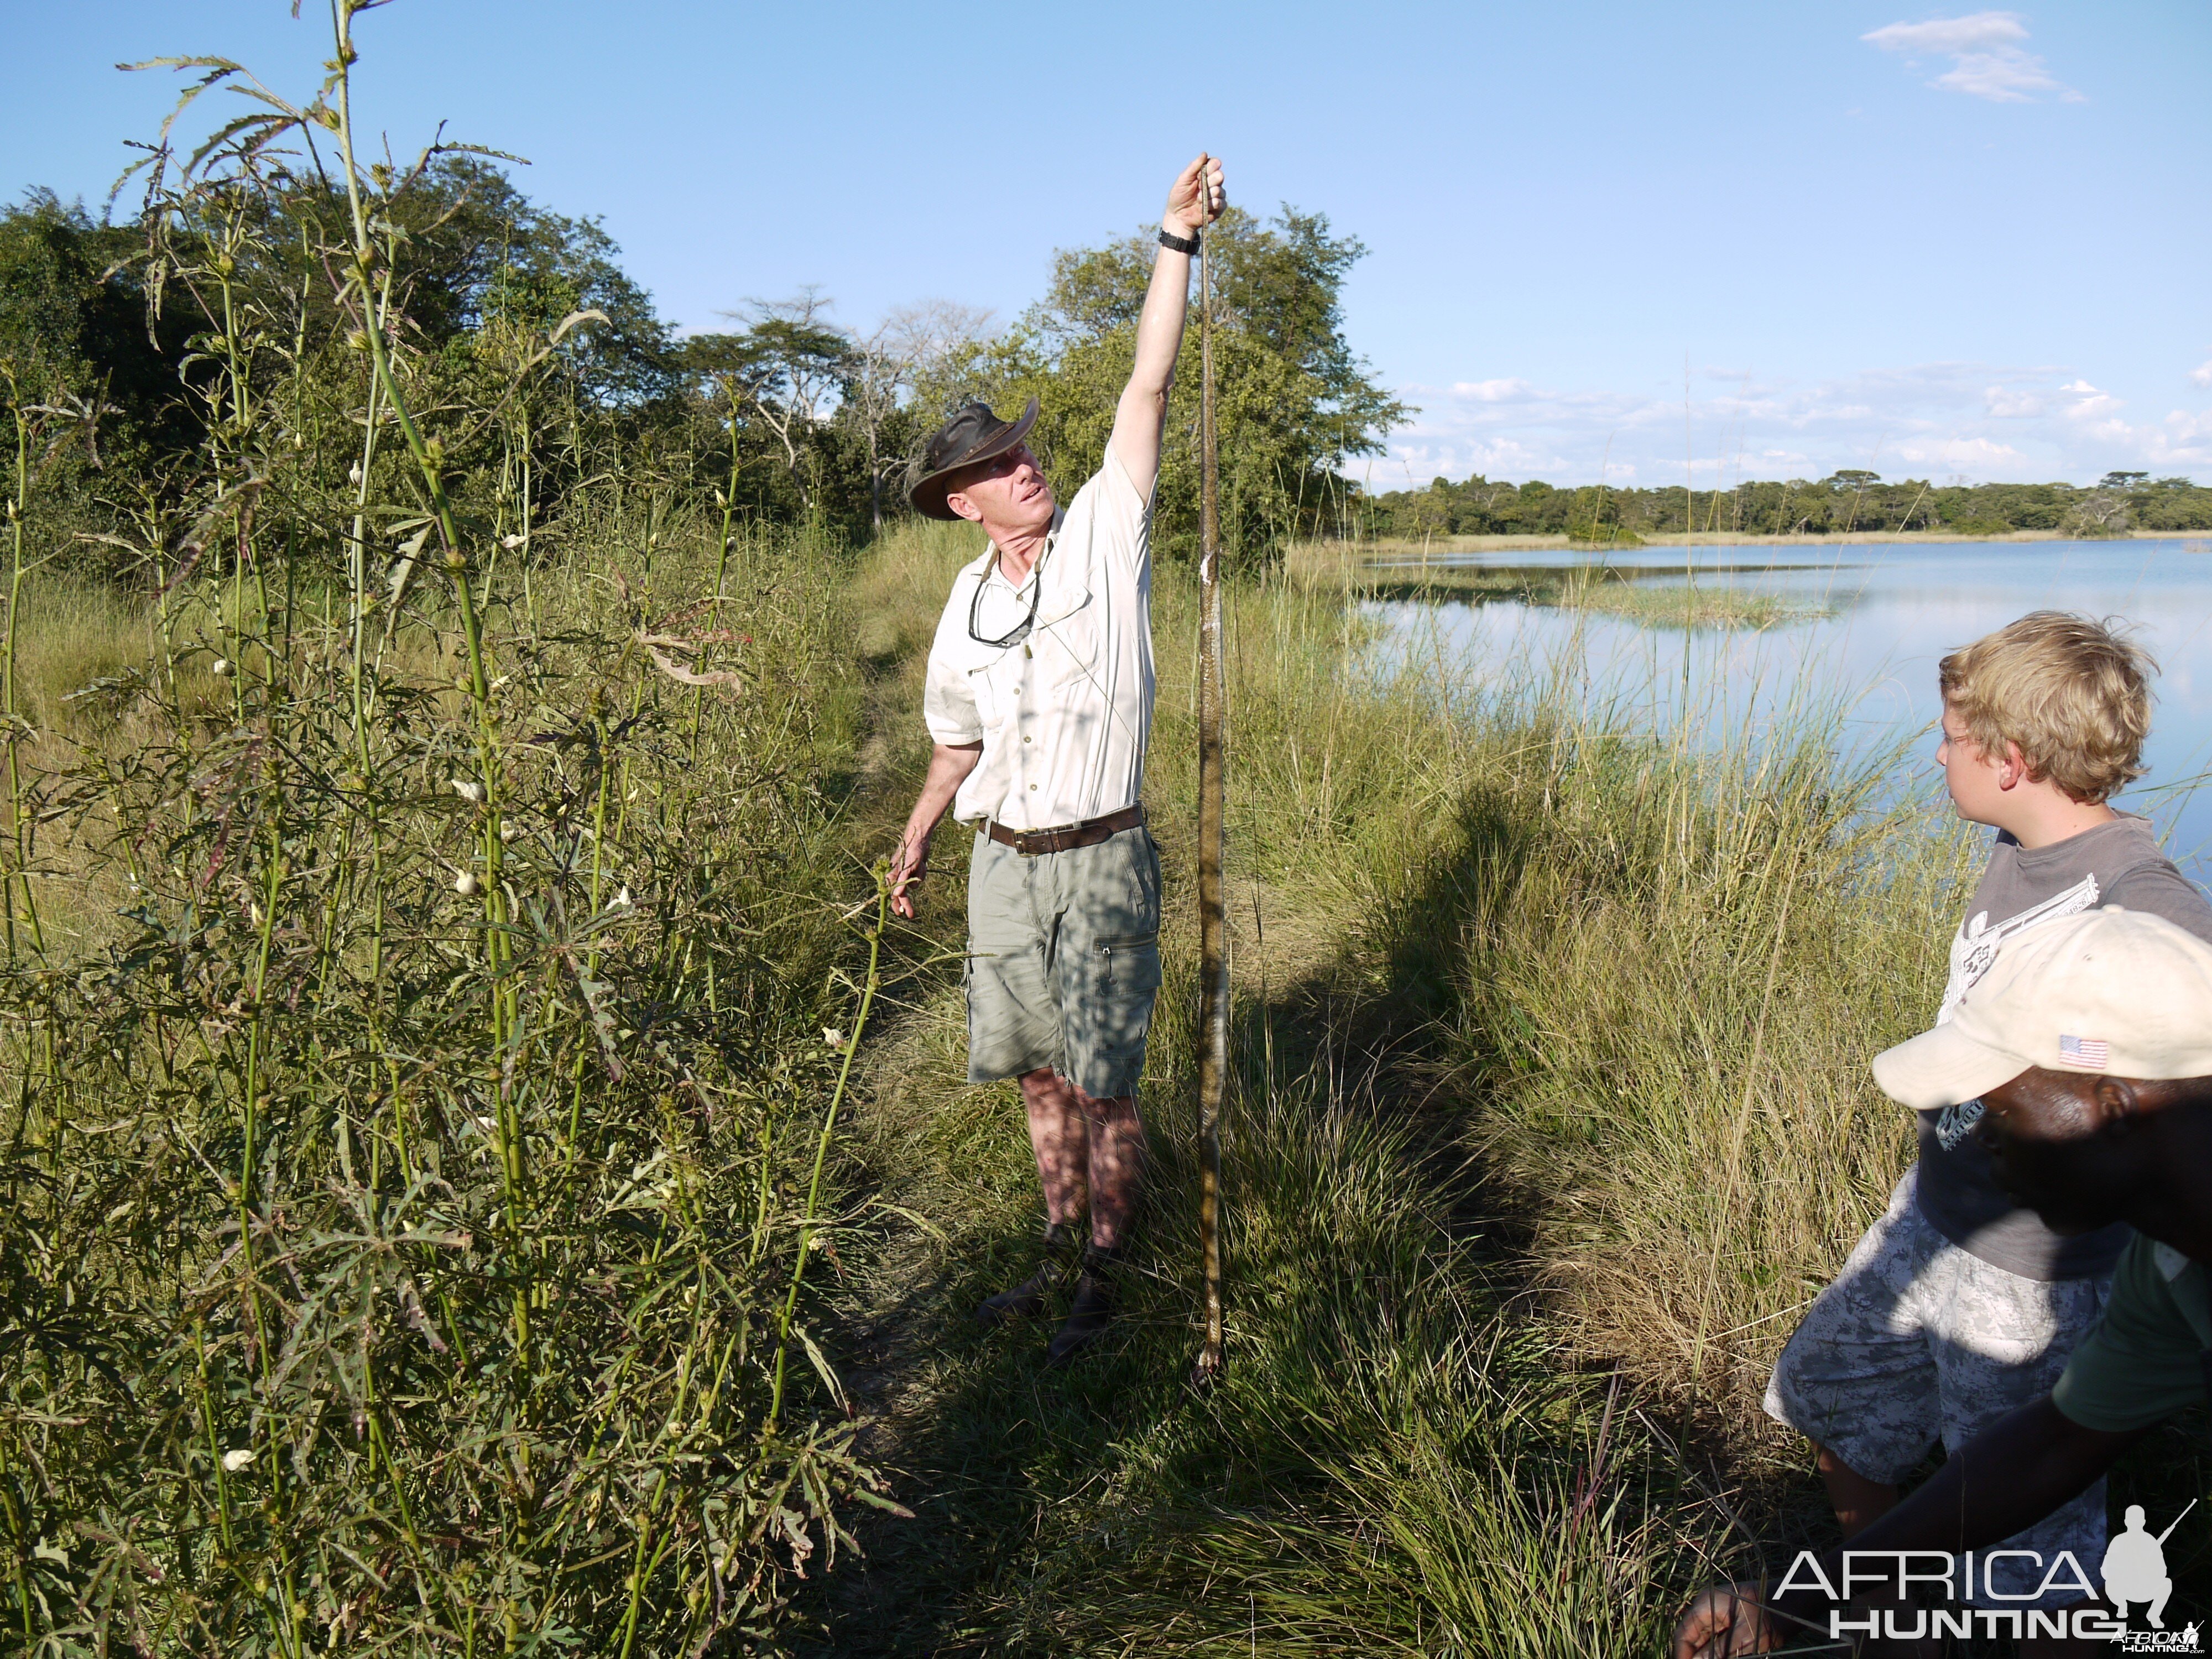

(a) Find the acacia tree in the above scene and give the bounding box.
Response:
[711,289,854,515]
[841,300,993,534]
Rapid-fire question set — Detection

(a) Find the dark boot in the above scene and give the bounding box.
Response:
[1045,1245,1121,1368]
[975,1223,1078,1327]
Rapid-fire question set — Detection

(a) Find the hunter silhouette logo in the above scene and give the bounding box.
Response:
[2105,1501,2200,1653]
[2106,1504,2185,1627]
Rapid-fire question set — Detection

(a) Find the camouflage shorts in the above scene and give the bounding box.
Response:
[1764,1171,2112,1608]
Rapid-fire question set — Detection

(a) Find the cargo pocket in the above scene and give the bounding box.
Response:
[1094,933,1161,994]
[1082,930,1161,1097]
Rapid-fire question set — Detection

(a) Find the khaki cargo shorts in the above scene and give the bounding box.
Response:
[964,822,1162,1100]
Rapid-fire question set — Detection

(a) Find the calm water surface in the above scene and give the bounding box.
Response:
[1369,538,2212,877]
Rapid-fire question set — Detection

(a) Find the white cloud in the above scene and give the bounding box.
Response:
[1383,361,2207,488]
[1862,12,2078,102]
[1893,436,2026,467]
[1448,378,1533,403]
[1863,12,2027,54]
[1932,48,2068,101]
[2059,379,2122,420]
[2190,356,2212,389]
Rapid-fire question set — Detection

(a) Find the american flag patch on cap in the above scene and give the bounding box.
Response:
[2058,1034,2110,1069]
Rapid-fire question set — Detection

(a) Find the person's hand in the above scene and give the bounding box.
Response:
[1164,153,1225,237]
[1672,1584,1784,1659]
[890,829,930,920]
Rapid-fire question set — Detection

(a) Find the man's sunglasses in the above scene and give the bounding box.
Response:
[958,446,1044,647]
[953,446,1034,492]
[968,559,1040,648]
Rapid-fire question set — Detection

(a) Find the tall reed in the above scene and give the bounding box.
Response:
[0,9,889,1651]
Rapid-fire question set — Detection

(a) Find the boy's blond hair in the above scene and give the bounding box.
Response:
[1939,611,2154,804]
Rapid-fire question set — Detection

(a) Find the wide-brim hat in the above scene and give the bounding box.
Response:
[907,396,1040,521]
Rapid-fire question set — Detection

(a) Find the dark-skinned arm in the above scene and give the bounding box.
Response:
[1675,1396,2151,1657]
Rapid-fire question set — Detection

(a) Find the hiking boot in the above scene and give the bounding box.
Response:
[1044,1245,1122,1368]
[975,1223,1078,1327]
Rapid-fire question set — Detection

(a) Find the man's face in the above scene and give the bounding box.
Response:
[946,444,1056,536]
[1974,1066,2136,1234]
[1936,701,2011,827]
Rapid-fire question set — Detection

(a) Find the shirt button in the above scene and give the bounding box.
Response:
[1029,784,1037,791]
[1024,735,1032,743]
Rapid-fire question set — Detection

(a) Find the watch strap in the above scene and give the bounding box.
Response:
[1157,227,1201,257]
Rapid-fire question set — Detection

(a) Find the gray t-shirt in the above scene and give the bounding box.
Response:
[1914,813,2212,1280]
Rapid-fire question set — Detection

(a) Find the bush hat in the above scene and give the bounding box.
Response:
[1872,906,2212,1110]
[908,396,1040,521]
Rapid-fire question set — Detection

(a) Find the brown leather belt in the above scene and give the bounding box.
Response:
[985,804,1146,856]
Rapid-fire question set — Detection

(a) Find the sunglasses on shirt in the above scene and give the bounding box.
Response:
[958,446,1046,648]
[968,557,1041,648]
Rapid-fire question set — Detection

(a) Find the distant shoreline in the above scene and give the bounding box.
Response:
[1359,529,2212,553]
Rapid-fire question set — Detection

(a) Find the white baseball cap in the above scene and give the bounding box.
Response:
[1872,906,2212,1111]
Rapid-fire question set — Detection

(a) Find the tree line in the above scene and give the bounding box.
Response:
[1368,468,2212,541]
[2,159,1400,580]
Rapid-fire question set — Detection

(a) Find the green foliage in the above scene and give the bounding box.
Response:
[11,141,1412,566]
[0,191,196,454]
[933,206,1407,562]
[681,296,865,523]
[1369,468,2212,538]
[0,15,888,1651]
[4,550,894,1653]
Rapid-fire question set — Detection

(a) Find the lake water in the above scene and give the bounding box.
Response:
[1369,537,2212,878]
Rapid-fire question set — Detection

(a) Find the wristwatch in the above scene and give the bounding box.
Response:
[1157,227,1200,256]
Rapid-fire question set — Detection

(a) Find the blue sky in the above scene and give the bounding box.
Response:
[6,1,2206,488]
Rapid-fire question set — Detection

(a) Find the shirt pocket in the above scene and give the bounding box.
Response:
[967,647,1020,727]
[1033,586,1099,689]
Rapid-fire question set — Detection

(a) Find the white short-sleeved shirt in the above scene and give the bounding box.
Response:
[921,446,1154,831]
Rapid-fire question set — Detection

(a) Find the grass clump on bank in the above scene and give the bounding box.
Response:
[1546,576,1829,630]
[1288,542,1828,630]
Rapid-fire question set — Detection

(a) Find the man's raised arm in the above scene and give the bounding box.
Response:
[1110,153,1226,499]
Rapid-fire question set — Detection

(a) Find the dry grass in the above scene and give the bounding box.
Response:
[1282,540,1828,630]
[807,523,1874,1653]
[1549,577,1829,630]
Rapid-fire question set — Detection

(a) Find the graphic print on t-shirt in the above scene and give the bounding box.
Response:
[1932,872,2101,1151]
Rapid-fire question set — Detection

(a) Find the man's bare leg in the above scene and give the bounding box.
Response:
[976,1068,1092,1326]
[1020,1070,1146,1366]
[1075,1086,1146,1248]
[1015,1067,1149,1240]
[1817,1443,1899,1539]
[1019,1067,1091,1228]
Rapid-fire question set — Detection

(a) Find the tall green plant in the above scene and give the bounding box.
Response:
[0,7,889,1652]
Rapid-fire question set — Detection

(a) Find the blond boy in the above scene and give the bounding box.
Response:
[1763,612,2212,1619]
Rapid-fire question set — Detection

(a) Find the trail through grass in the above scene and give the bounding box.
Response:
[794,521,2212,1654]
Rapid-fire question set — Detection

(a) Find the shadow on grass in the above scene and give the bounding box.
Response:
[800,529,2212,1654]
[790,774,1715,1657]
